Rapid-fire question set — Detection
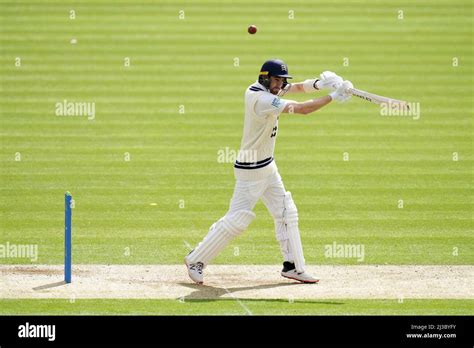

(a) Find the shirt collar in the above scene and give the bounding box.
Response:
[254,80,269,92]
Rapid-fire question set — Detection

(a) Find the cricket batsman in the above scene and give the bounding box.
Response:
[185,59,353,284]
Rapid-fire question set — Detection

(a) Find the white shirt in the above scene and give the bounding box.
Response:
[234,82,293,181]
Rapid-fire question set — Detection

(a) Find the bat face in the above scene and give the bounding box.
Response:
[348,88,410,111]
[352,93,375,103]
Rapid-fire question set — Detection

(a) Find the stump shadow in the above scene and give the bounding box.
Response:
[33,281,69,291]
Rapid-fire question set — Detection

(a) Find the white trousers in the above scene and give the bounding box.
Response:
[187,170,307,272]
[229,171,287,227]
[228,171,299,263]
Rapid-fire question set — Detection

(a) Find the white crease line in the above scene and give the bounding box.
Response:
[182,239,253,316]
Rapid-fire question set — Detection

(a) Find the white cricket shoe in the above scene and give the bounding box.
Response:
[185,255,204,284]
[281,261,319,284]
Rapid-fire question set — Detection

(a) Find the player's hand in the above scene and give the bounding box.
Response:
[316,71,343,91]
[329,80,353,103]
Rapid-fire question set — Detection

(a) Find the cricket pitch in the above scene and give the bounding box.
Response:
[1,265,472,300]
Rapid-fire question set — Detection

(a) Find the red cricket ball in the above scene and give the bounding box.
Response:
[248,25,257,34]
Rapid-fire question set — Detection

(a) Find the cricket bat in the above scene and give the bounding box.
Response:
[348,88,410,110]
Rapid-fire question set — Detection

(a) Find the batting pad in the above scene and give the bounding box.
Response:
[186,210,256,265]
[283,191,306,273]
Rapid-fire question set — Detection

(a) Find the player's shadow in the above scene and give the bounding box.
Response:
[177,282,340,305]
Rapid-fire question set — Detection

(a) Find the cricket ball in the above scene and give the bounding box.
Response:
[248,25,257,34]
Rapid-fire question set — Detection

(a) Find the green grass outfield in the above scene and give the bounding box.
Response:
[1,299,473,316]
[0,0,472,315]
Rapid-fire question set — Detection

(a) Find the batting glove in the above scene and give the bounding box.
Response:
[315,71,343,91]
[329,80,353,103]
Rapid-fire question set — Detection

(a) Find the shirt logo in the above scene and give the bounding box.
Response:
[270,126,278,138]
[271,97,282,108]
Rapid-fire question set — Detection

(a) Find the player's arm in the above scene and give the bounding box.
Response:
[282,81,353,115]
[286,81,317,94]
[283,96,331,114]
[285,71,344,95]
